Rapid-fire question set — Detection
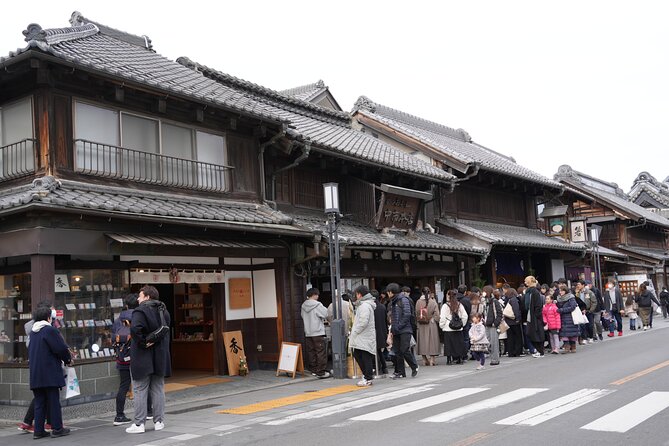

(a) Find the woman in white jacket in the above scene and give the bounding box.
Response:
[439,290,468,365]
[350,285,377,387]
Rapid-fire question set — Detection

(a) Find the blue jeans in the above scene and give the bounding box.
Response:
[523,325,536,353]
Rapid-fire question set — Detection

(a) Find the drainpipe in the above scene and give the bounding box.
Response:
[271,141,311,202]
[259,126,286,207]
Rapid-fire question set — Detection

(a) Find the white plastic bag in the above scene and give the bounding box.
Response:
[65,367,80,399]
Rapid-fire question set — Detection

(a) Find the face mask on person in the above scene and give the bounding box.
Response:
[51,309,57,320]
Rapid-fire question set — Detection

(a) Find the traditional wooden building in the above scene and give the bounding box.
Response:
[0,12,476,403]
[628,171,669,218]
[553,165,669,291]
[349,97,585,288]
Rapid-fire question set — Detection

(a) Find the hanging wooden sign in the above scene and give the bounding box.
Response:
[223,330,246,376]
[276,342,304,378]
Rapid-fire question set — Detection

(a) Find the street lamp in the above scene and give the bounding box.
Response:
[589,224,603,291]
[323,182,346,379]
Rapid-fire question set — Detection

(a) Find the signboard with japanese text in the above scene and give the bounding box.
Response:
[228,278,253,309]
[54,274,70,293]
[570,221,587,243]
[375,192,421,231]
[223,330,245,376]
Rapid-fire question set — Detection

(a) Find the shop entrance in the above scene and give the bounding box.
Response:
[134,282,218,373]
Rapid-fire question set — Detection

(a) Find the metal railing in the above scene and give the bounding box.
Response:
[74,139,233,192]
[0,139,36,182]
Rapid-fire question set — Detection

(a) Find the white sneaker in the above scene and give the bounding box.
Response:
[476,365,485,370]
[356,378,372,387]
[587,339,594,344]
[154,421,164,431]
[644,326,648,331]
[125,424,145,434]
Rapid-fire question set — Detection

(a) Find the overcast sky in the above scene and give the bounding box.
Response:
[2,1,667,191]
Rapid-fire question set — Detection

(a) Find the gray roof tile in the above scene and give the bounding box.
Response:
[280,80,328,102]
[628,172,669,208]
[556,165,669,229]
[291,211,486,254]
[0,176,305,232]
[616,245,669,261]
[352,96,562,189]
[439,218,585,252]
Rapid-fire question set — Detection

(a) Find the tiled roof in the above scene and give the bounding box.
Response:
[628,172,669,208]
[1,15,452,184]
[177,59,454,183]
[555,165,669,229]
[438,218,586,252]
[291,212,486,254]
[588,245,627,259]
[616,245,669,261]
[280,80,328,102]
[0,176,307,234]
[352,96,562,189]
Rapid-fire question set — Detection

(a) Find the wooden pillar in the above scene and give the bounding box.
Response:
[31,255,54,306]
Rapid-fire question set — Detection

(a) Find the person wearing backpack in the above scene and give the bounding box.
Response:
[112,293,139,426]
[388,283,418,379]
[439,290,468,364]
[126,286,171,434]
[415,287,440,366]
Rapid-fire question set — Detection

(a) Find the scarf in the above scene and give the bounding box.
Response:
[557,292,573,303]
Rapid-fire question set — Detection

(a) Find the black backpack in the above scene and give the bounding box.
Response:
[144,304,170,348]
[449,306,464,330]
[113,320,132,365]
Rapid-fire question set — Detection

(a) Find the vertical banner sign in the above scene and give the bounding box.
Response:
[223,330,245,376]
[228,278,252,309]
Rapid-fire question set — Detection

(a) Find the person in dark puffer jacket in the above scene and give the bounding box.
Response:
[388,283,418,379]
[556,284,580,353]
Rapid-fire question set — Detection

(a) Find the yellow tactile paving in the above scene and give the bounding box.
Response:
[218,385,364,415]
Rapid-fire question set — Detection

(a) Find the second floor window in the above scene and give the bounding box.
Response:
[74,101,227,191]
[0,97,35,180]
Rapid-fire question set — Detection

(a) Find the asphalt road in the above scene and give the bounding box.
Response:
[3,319,669,446]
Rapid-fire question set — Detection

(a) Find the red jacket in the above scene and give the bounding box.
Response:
[542,302,562,330]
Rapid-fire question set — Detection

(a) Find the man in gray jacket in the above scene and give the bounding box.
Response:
[301,288,330,378]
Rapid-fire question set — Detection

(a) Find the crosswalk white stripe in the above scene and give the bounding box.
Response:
[495,389,614,426]
[351,387,489,421]
[264,384,437,426]
[581,391,669,433]
[420,388,548,423]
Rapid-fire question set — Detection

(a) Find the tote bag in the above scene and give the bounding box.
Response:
[502,303,515,319]
[571,307,588,325]
[65,366,80,399]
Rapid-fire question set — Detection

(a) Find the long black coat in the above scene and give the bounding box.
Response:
[526,287,545,343]
[373,302,389,349]
[28,324,71,390]
[130,300,172,380]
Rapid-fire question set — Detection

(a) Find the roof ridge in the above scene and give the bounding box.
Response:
[177,57,350,125]
[22,22,99,48]
[555,164,626,197]
[280,79,326,96]
[57,178,270,209]
[353,96,471,143]
[69,11,153,51]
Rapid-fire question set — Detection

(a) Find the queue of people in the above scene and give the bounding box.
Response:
[301,277,664,386]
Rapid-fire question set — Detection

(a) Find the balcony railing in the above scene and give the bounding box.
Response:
[0,139,36,182]
[74,139,233,192]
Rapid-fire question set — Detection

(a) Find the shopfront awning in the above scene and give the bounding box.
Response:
[107,233,285,249]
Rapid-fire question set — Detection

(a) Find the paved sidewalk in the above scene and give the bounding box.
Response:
[0,369,316,429]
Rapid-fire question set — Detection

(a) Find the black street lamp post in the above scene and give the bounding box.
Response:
[590,224,603,291]
[323,182,347,379]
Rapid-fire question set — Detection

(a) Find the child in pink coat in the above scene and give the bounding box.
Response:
[542,295,562,354]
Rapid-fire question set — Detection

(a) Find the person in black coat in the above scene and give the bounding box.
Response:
[371,290,388,375]
[28,305,72,439]
[503,289,523,357]
[126,285,171,434]
[456,285,471,359]
[524,276,545,357]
